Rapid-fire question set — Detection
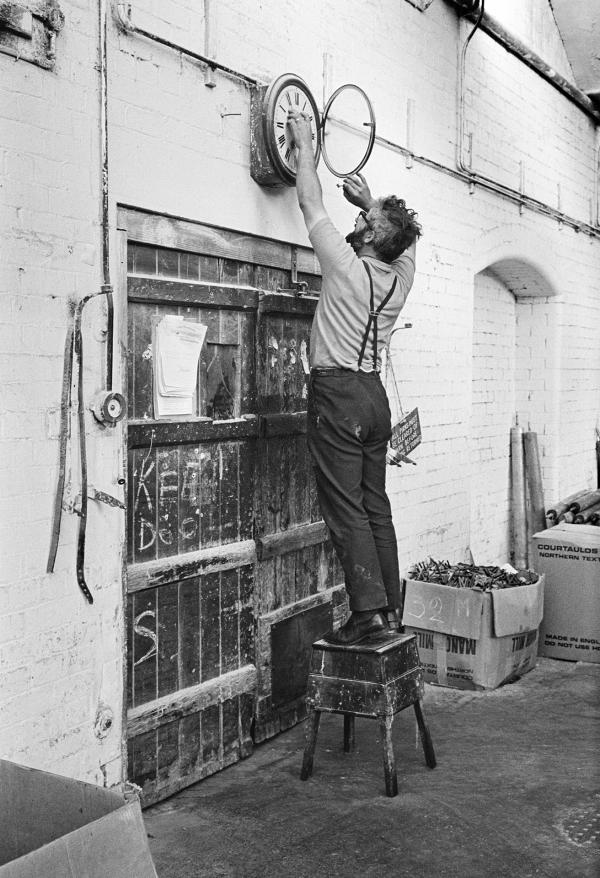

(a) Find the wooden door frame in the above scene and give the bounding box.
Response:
[116,223,129,788]
[117,205,321,276]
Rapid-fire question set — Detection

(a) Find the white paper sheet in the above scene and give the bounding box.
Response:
[153,315,207,418]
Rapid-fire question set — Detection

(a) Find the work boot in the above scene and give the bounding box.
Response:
[324,610,389,645]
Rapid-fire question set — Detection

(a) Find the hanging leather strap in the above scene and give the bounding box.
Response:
[47,292,109,603]
[47,305,76,574]
[357,262,398,371]
[74,298,94,604]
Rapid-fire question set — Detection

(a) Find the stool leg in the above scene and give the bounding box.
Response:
[379,715,398,797]
[414,700,436,769]
[300,709,321,780]
[343,714,355,753]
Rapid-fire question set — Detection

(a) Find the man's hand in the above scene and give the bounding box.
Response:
[287,110,326,230]
[342,173,375,211]
[287,110,314,152]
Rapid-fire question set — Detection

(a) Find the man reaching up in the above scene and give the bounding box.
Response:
[287,109,422,645]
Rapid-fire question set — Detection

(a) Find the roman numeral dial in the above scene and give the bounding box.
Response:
[253,74,321,186]
[272,85,317,173]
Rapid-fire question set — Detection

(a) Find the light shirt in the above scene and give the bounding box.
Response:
[308,217,415,371]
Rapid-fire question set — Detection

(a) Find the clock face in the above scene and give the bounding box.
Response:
[263,75,321,185]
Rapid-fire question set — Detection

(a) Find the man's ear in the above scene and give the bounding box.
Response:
[363,229,375,244]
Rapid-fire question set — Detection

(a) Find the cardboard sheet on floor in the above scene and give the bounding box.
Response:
[0,760,158,877]
[402,575,545,690]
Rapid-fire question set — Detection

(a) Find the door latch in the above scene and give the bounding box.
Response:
[277,246,309,295]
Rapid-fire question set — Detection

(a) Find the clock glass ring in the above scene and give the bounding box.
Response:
[263,74,321,185]
[321,84,376,178]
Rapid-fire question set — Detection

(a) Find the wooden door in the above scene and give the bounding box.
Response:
[120,209,345,804]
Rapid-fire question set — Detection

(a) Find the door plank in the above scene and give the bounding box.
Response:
[279,434,292,533]
[132,589,158,707]
[239,566,254,667]
[126,593,134,709]
[127,665,258,737]
[260,412,306,437]
[222,698,240,761]
[179,446,201,554]
[279,549,297,609]
[157,720,179,787]
[178,712,201,775]
[157,447,180,559]
[220,443,240,545]
[128,729,157,790]
[220,568,240,676]
[130,446,158,565]
[239,441,254,541]
[157,582,179,698]
[258,292,319,315]
[255,521,329,561]
[201,703,220,765]
[126,540,256,592]
[128,418,258,449]
[130,301,156,420]
[129,278,259,310]
[179,577,201,689]
[119,207,320,275]
[200,446,220,547]
[298,433,315,522]
[200,571,221,682]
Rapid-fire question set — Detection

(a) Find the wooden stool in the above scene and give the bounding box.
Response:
[300,632,436,797]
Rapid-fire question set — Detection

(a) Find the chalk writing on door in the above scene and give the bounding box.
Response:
[130,443,244,560]
[133,610,157,666]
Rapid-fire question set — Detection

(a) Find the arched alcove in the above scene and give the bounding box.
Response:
[469,255,559,565]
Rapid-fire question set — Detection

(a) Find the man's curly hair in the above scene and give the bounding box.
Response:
[366,196,422,263]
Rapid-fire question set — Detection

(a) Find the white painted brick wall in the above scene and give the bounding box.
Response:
[0,0,125,789]
[1,0,599,785]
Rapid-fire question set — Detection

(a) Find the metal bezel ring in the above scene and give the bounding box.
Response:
[320,83,376,178]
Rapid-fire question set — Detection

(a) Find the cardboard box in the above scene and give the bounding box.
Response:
[0,760,158,878]
[532,524,600,664]
[401,575,544,690]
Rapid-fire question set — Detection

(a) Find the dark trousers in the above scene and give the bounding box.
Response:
[307,370,401,613]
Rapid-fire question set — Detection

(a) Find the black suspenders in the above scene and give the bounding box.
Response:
[357,262,398,371]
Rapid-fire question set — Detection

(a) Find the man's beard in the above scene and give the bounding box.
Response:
[345,229,365,252]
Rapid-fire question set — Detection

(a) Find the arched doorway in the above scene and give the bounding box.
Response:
[469,258,558,564]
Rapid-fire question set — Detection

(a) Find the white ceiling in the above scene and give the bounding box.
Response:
[550,0,600,102]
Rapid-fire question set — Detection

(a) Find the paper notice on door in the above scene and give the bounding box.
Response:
[152,315,207,418]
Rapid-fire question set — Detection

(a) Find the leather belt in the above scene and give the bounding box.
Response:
[310,368,380,376]
[310,367,354,376]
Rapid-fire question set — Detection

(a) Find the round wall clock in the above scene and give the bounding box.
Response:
[250,73,321,187]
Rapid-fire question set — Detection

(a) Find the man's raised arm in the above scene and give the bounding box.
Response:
[287,110,327,232]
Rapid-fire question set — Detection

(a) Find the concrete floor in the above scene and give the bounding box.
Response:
[144,658,600,878]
